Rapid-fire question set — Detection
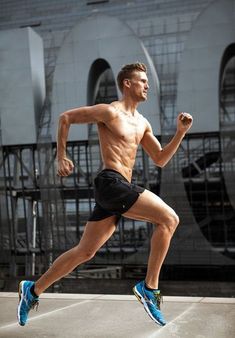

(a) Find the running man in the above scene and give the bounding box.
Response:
[17,62,193,326]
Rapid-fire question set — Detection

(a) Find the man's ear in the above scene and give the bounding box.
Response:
[123,78,131,89]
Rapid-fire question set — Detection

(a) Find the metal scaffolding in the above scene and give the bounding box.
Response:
[0,1,234,282]
[0,131,234,279]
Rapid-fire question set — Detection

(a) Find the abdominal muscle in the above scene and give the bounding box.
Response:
[101,143,137,181]
[97,120,143,182]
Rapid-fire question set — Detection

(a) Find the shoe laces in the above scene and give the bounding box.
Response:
[153,291,163,310]
[30,299,39,311]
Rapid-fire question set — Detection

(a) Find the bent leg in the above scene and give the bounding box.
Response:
[123,189,179,289]
[35,215,117,295]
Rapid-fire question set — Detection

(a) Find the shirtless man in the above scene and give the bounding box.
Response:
[17,62,192,327]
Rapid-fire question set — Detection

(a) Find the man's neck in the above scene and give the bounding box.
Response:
[120,97,138,116]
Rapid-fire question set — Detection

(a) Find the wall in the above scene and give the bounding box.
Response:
[0,28,45,145]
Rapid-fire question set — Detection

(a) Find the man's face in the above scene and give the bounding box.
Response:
[127,71,149,101]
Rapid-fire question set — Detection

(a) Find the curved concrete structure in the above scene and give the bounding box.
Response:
[177,0,235,133]
[161,0,235,265]
[51,14,161,141]
[0,28,45,145]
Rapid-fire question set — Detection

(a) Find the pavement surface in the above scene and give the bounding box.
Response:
[0,292,234,338]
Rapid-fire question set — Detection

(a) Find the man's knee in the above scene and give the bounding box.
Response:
[167,211,179,233]
[74,245,96,263]
[160,211,179,234]
[83,250,96,262]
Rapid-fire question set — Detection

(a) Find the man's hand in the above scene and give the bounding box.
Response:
[57,157,74,176]
[177,112,193,134]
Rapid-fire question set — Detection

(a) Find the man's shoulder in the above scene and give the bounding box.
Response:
[109,101,121,112]
[96,102,118,112]
[107,101,121,119]
[93,102,118,122]
[93,103,112,110]
[137,113,150,128]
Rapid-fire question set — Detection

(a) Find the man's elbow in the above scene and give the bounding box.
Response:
[155,159,166,168]
[59,112,70,125]
[154,153,167,168]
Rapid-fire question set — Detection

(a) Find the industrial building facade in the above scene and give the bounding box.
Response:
[0,0,234,282]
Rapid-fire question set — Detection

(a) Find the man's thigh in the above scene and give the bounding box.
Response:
[123,189,177,225]
[78,215,117,252]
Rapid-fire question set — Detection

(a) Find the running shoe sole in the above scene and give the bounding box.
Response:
[18,281,25,325]
[133,285,165,326]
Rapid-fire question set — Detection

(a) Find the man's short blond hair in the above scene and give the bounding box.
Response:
[117,62,147,93]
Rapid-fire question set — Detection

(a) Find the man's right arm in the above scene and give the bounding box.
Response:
[57,104,116,176]
[141,113,192,168]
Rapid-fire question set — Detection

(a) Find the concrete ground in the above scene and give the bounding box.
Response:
[0,292,234,338]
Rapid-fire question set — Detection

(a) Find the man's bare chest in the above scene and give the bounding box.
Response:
[105,115,145,143]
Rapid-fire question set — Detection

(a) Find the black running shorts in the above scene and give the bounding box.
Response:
[88,169,145,222]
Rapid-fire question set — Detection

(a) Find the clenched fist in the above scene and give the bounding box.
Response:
[57,157,74,176]
[177,112,193,133]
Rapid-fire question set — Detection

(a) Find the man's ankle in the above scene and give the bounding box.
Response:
[30,284,39,298]
[144,281,159,291]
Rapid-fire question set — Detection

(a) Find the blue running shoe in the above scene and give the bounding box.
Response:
[17,280,39,326]
[133,280,166,326]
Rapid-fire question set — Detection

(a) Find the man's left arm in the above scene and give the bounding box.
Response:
[141,112,193,167]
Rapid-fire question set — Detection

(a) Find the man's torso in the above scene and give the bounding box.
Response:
[97,102,147,181]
